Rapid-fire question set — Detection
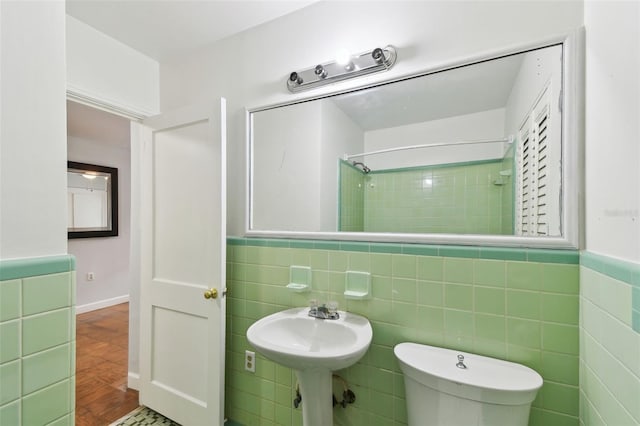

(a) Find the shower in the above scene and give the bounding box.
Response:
[352,161,371,174]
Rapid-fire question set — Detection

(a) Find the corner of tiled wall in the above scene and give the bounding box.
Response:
[579,252,640,426]
[0,255,76,425]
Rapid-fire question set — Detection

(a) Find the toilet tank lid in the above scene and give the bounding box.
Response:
[394,342,543,393]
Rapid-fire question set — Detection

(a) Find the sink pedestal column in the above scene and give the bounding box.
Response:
[295,369,333,426]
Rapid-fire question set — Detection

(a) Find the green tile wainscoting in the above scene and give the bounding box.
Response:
[225,238,580,426]
[0,255,76,425]
[579,252,640,425]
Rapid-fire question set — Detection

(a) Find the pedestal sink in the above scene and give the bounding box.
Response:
[246,307,372,425]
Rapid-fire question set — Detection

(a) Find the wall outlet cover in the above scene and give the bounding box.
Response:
[245,350,256,373]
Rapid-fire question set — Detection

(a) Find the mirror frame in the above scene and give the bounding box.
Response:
[246,30,584,249]
[67,161,119,239]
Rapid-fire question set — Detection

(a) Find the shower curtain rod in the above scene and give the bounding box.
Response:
[344,135,513,160]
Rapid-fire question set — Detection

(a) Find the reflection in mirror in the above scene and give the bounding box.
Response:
[67,161,118,238]
[250,43,564,240]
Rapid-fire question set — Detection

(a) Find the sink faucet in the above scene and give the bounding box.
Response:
[308,300,340,320]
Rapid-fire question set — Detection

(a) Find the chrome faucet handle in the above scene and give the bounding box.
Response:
[307,301,340,320]
[456,354,467,369]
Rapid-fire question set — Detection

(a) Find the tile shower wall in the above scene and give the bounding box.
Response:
[579,253,640,426]
[500,145,515,235]
[361,161,509,234]
[0,256,76,425]
[225,239,580,426]
[339,161,365,232]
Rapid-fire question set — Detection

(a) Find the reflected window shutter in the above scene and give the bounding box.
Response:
[533,106,550,235]
[516,84,552,237]
[516,128,530,235]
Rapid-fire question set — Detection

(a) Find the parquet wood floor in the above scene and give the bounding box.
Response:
[75,302,140,425]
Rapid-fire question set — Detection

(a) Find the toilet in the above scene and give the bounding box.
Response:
[394,343,543,426]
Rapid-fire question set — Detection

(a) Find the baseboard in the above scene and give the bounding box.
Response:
[76,295,129,314]
[127,372,140,390]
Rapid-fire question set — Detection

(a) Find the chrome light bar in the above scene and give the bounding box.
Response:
[286,45,397,93]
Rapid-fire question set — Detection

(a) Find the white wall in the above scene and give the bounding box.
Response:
[581,3,639,425]
[584,1,640,263]
[504,45,563,137]
[67,127,131,312]
[252,99,364,232]
[364,108,506,170]
[320,100,364,231]
[0,1,67,260]
[252,102,322,231]
[159,0,584,237]
[66,15,160,117]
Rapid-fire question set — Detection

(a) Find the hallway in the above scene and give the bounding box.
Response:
[75,303,139,425]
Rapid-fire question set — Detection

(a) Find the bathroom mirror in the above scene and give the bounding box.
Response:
[247,33,582,248]
[67,161,118,238]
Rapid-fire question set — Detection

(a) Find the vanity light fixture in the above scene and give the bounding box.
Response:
[287,45,397,93]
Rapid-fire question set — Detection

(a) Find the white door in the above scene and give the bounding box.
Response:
[137,100,226,425]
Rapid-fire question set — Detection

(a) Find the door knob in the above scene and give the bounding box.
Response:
[204,288,218,299]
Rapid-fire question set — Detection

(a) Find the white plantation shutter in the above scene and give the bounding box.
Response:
[516,84,560,236]
[533,106,550,235]
[516,128,531,235]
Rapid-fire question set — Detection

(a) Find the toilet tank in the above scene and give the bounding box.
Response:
[394,343,543,426]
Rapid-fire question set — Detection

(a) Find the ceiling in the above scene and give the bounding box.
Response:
[331,52,524,131]
[67,101,130,145]
[66,0,318,61]
[66,1,317,138]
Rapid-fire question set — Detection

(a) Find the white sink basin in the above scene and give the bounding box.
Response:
[247,307,372,371]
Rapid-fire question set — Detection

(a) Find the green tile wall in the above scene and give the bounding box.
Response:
[579,252,640,425]
[225,238,580,426]
[0,256,75,425]
[339,160,365,232]
[361,160,508,235]
[500,144,515,235]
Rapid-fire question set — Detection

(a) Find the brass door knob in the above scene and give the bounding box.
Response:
[204,288,218,299]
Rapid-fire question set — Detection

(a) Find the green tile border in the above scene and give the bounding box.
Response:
[400,244,437,256]
[528,249,579,265]
[228,237,248,246]
[0,255,76,281]
[580,251,640,287]
[439,246,480,259]
[480,247,527,261]
[313,241,341,251]
[228,238,579,264]
[289,240,316,249]
[581,251,640,334]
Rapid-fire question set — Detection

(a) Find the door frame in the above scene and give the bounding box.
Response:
[66,92,145,390]
[136,99,227,424]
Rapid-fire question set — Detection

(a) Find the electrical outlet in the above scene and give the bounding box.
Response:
[86,272,95,281]
[245,350,256,373]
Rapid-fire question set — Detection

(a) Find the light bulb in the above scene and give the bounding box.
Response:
[335,48,351,66]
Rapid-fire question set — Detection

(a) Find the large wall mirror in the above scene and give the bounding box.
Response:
[247,33,582,248]
[67,161,118,238]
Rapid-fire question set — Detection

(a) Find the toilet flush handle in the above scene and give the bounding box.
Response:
[456,354,467,369]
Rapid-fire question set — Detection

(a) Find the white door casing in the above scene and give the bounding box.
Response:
[137,99,227,425]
